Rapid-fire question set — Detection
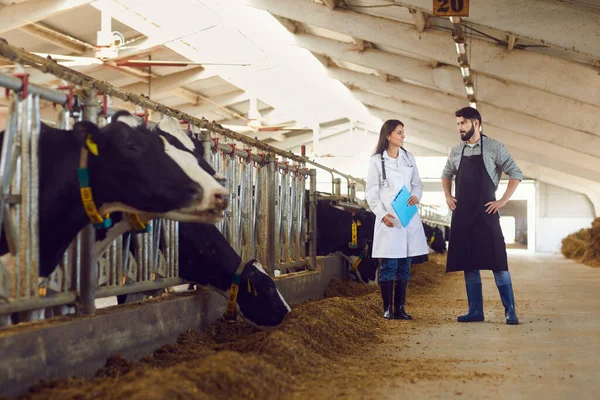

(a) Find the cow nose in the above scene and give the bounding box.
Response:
[213,192,230,210]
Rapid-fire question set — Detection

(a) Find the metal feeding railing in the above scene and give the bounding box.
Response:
[0,39,367,322]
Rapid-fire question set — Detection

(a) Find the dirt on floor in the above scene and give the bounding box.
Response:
[7,253,493,400]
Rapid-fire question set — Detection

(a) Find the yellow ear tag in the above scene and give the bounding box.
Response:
[86,134,99,156]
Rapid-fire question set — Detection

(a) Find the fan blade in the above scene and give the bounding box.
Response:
[31,53,103,65]
[116,60,250,67]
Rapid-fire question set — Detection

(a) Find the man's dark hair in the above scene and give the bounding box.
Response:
[455,107,482,127]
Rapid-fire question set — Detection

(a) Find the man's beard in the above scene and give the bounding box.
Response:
[460,124,475,142]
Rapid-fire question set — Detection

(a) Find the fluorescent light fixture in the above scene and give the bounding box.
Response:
[449,16,462,24]
[460,66,470,77]
[469,102,477,109]
[455,41,466,55]
[465,85,475,95]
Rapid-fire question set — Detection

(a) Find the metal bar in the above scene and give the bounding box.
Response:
[152,219,162,271]
[231,157,241,254]
[30,94,40,294]
[299,174,307,260]
[109,239,118,286]
[0,73,67,105]
[273,165,281,266]
[288,172,297,261]
[266,157,276,273]
[0,41,303,160]
[0,45,363,187]
[19,94,32,298]
[173,221,179,277]
[308,169,317,271]
[0,292,78,315]
[77,88,98,315]
[281,169,290,263]
[253,164,263,261]
[258,164,267,264]
[11,99,22,299]
[333,178,341,197]
[0,97,17,248]
[95,278,187,299]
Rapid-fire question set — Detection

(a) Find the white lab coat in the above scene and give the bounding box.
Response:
[365,150,429,258]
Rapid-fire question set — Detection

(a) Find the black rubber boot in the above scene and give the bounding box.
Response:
[497,283,519,325]
[457,283,485,322]
[379,280,393,319]
[393,280,413,320]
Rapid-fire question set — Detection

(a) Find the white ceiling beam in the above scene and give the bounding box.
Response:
[246,0,600,107]
[295,34,600,136]
[122,67,215,97]
[20,23,91,55]
[171,90,250,120]
[355,90,600,183]
[368,107,600,216]
[390,0,600,60]
[327,67,600,158]
[0,0,94,33]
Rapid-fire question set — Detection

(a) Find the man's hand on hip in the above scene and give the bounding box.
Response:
[485,199,507,214]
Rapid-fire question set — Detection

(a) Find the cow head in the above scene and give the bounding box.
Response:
[235,260,291,327]
[75,111,229,222]
[178,224,290,327]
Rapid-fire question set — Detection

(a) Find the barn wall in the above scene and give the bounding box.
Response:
[536,182,595,253]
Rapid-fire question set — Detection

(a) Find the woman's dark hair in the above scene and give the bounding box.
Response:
[455,107,482,127]
[373,119,404,155]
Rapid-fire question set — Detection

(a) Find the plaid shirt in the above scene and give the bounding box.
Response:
[441,135,523,189]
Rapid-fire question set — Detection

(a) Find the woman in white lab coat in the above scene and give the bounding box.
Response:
[366,119,429,320]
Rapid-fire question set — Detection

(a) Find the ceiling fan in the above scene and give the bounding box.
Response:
[222,96,310,137]
[28,9,250,69]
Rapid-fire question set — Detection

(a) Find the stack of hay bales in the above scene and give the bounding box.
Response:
[561,218,600,267]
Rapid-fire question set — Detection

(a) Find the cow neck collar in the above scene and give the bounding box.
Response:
[77,137,112,229]
[224,260,256,321]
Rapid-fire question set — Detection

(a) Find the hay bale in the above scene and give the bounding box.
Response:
[561,228,589,260]
[582,218,600,268]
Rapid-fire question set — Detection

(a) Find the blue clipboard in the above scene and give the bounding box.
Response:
[391,185,418,228]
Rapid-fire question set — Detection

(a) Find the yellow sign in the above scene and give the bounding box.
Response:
[433,0,469,16]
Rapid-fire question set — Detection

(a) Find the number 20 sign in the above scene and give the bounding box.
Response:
[433,0,470,17]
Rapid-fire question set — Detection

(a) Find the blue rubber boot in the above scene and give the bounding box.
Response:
[497,283,519,325]
[457,283,485,322]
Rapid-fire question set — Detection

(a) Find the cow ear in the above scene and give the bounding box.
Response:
[73,121,104,155]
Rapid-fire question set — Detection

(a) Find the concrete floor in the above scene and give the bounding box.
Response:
[377,252,600,400]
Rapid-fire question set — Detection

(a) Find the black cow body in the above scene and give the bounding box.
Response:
[311,200,380,284]
[0,112,228,279]
[310,199,450,284]
[423,223,447,253]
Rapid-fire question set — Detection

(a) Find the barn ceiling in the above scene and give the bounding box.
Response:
[0,0,599,214]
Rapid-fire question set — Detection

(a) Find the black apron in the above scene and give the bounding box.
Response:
[446,136,508,272]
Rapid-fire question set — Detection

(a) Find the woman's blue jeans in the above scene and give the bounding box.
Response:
[464,270,512,287]
[380,257,412,281]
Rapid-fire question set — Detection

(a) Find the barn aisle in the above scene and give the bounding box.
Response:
[365,252,600,400]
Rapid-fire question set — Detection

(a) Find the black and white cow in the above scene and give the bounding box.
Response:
[0,111,229,281]
[423,223,447,253]
[94,118,290,327]
[311,199,436,284]
[312,200,380,284]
